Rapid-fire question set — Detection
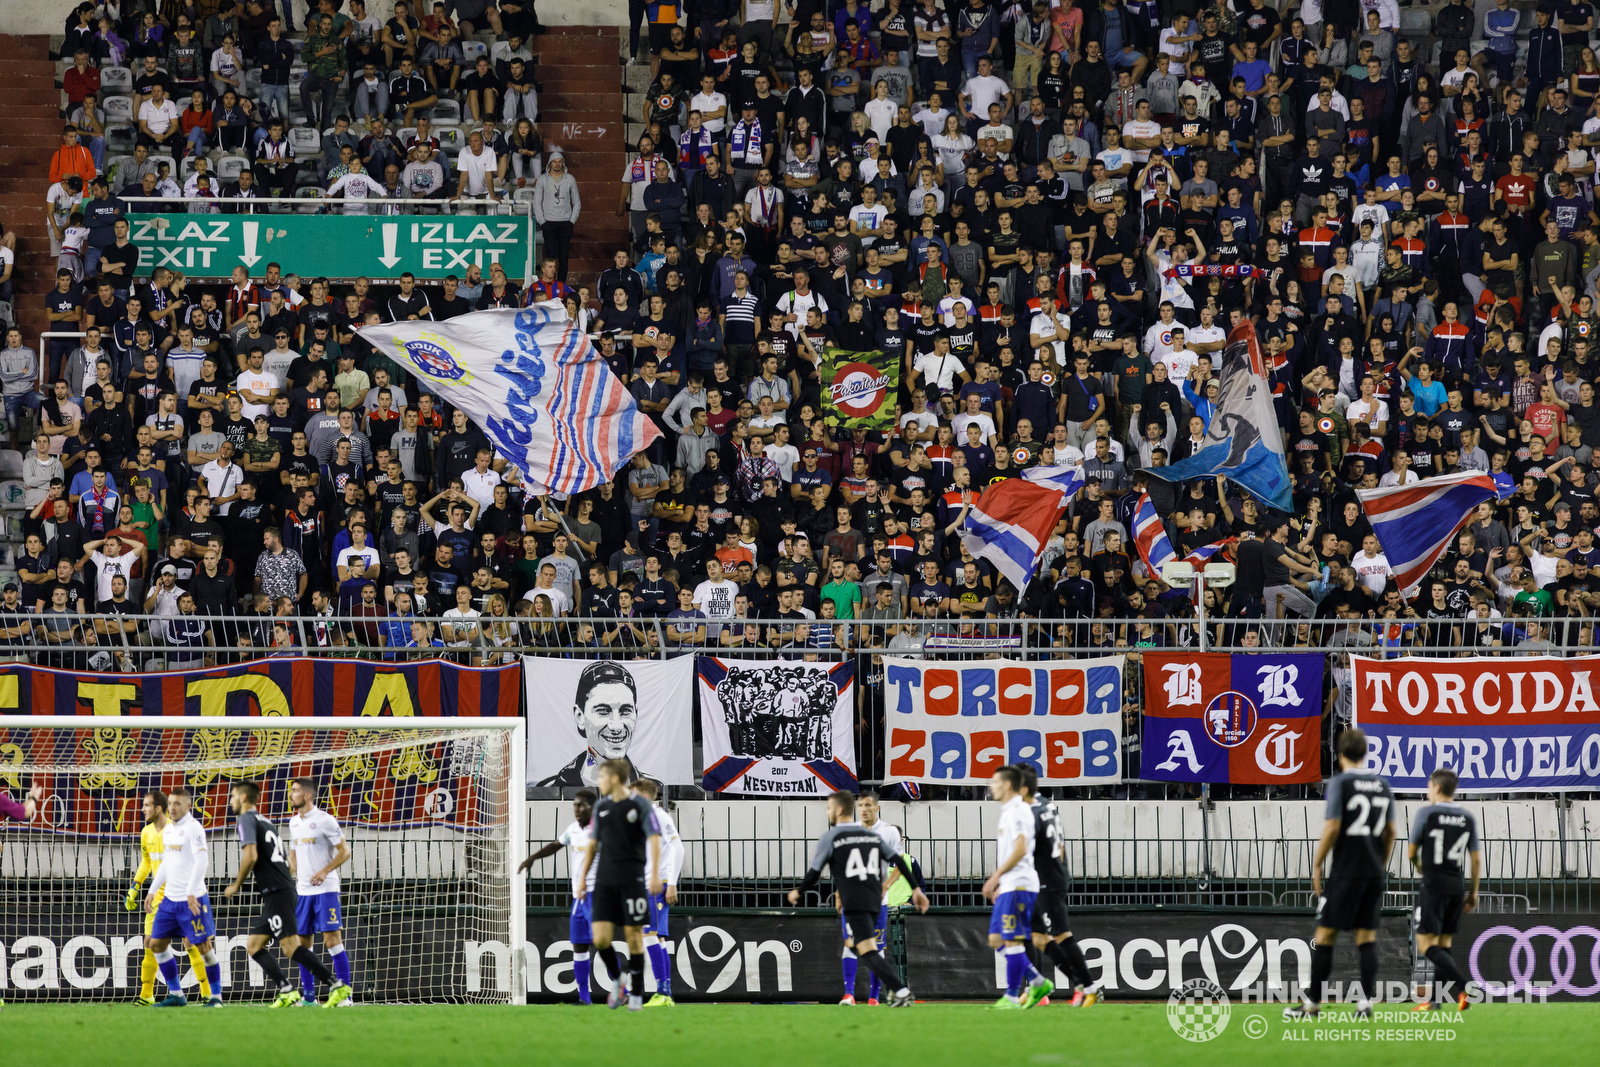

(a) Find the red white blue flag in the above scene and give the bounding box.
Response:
[960,479,1067,592]
[357,305,663,496]
[1356,471,1499,595]
[1131,491,1176,574]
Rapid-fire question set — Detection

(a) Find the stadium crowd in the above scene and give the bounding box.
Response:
[12,0,1600,702]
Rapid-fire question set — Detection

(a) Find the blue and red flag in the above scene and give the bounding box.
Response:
[1356,471,1499,595]
[1140,651,1323,784]
[960,478,1067,592]
[1131,490,1176,575]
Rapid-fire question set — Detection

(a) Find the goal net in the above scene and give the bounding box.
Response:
[0,716,525,1004]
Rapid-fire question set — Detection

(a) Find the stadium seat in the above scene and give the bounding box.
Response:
[289,126,322,156]
[437,126,466,155]
[289,65,309,93]
[1398,8,1432,33]
[489,40,513,66]
[513,186,536,207]
[462,40,487,63]
[396,125,418,144]
[244,67,263,95]
[432,98,463,126]
[295,188,324,214]
[217,154,246,182]
[100,65,132,92]
[104,124,136,155]
[102,95,133,124]
[102,153,132,186]
[0,452,22,480]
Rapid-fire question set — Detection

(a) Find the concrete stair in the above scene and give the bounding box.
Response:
[530,26,629,292]
[0,35,62,350]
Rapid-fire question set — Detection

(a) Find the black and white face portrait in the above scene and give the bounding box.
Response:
[575,679,638,759]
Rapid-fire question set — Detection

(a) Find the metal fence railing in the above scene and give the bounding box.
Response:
[517,798,1600,912]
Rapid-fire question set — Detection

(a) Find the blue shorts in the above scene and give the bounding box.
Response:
[152,894,216,944]
[295,890,344,934]
[989,890,1036,940]
[570,897,593,945]
[840,903,889,943]
[1105,47,1144,71]
[646,893,670,939]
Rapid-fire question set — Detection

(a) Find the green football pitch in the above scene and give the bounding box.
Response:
[3,1001,1593,1067]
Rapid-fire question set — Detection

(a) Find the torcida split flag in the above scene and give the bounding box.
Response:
[356,305,662,495]
[1355,471,1500,595]
[960,478,1067,593]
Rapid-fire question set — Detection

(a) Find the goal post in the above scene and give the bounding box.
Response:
[0,716,526,1004]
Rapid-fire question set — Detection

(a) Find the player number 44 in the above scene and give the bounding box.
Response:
[844,848,880,881]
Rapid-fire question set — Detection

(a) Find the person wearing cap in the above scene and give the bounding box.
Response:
[531,150,580,282]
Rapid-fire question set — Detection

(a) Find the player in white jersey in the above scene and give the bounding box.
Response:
[143,785,224,1008]
[633,779,684,1008]
[289,778,353,1006]
[839,793,904,1005]
[983,766,1050,1009]
[520,790,599,1005]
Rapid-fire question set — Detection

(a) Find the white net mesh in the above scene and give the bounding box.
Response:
[0,721,518,1004]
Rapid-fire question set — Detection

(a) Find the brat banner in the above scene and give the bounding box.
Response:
[1353,655,1600,790]
[1141,652,1323,785]
[819,348,898,429]
[0,658,521,835]
[881,657,1124,786]
[522,657,696,788]
[697,658,858,795]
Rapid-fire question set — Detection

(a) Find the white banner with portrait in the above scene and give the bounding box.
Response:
[522,657,696,787]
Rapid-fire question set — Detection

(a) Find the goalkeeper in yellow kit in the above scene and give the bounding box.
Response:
[126,788,213,1005]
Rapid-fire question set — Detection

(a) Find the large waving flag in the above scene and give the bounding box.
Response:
[1022,463,1086,498]
[1131,491,1176,574]
[1147,321,1291,511]
[1183,537,1237,567]
[356,305,662,495]
[960,479,1068,593]
[1356,472,1499,595]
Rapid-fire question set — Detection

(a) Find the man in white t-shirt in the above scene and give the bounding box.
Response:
[1352,535,1392,596]
[453,130,501,205]
[912,336,968,394]
[199,442,245,515]
[848,189,888,247]
[692,558,739,636]
[898,389,939,443]
[1028,295,1072,369]
[136,85,181,150]
[1142,303,1181,369]
[1377,452,1420,489]
[950,393,998,446]
[233,348,281,422]
[1120,100,1162,164]
[690,72,728,134]
[1185,305,1226,355]
[961,56,1012,123]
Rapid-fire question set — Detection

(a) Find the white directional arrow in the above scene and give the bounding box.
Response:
[238,221,261,268]
[378,222,402,269]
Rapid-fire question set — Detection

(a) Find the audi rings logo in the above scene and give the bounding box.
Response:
[1469,924,1600,998]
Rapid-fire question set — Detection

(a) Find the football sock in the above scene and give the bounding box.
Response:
[252,950,288,987]
[628,951,646,1003]
[1358,941,1379,1005]
[1025,943,1044,977]
[1053,937,1095,989]
[140,949,158,998]
[597,945,621,981]
[841,947,858,995]
[1308,943,1335,1006]
[1425,945,1466,1001]
[292,945,334,987]
[648,941,672,996]
[155,947,181,993]
[188,945,213,999]
[201,949,221,998]
[329,943,352,986]
[573,944,593,1004]
[1001,945,1026,998]
[869,969,882,1000]
[856,949,904,994]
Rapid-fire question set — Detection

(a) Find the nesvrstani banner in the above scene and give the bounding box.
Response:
[881,657,1124,786]
[1141,651,1324,785]
[697,658,858,795]
[1353,655,1600,790]
[522,657,696,788]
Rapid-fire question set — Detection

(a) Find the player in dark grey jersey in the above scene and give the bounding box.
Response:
[577,758,662,1011]
[1017,767,1100,1007]
[1408,768,1481,1012]
[788,790,930,1007]
[1287,728,1396,1021]
[223,781,349,1008]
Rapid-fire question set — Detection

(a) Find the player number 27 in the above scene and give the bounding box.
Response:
[844,848,880,881]
[1427,828,1471,867]
[1344,794,1390,837]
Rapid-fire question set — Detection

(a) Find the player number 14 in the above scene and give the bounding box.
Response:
[1427,828,1471,867]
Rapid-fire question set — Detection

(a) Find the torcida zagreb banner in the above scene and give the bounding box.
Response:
[1353,656,1600,790]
